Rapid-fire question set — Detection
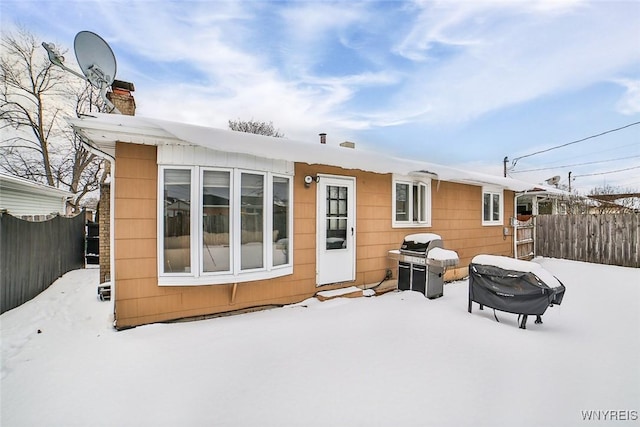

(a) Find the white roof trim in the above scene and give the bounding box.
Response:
[68,113,540,192]
[0,173,74,198]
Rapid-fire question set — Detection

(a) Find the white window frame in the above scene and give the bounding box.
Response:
[158,165,293,286]
[200,167,233,277]
[392,175,432,228]
[482,186,504,226]
[158,165,197,278]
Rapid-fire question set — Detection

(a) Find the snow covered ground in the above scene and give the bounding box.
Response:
[1,258,638,427]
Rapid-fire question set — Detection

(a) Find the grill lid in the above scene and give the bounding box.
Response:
[401,233,442,253]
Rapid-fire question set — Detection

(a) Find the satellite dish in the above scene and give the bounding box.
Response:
[74,31,117,88]
[43,31,121,114]
[545,175,561,186]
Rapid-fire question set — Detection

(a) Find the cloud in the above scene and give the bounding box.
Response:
[102,0,637,145]
[390,1,640,124]
[8,0,638,146]
[614,79,640,115]
[83,1,405,141]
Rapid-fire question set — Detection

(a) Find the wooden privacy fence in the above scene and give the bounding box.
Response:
[0,211,85,313]
[536,214,640,268]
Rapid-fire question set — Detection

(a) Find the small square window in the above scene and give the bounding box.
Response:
[482,187,503,226]
[393,176,431,228]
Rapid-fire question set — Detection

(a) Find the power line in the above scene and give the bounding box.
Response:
[547,141,640,165]
[573,165,640,178]
[510,154,640,173]
[527,142,640,171]
[510,121,640,167]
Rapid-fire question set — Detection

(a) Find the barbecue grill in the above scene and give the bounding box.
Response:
[388,233,459,298]
[468,255,566,329]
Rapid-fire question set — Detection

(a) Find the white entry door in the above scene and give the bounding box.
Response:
[316,175,356,286]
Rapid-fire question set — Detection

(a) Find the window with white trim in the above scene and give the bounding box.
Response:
[392,175,431,227]
[482,187,503,226]
[160,166,293,285]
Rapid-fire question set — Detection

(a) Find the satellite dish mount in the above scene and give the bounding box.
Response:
[545,175,561,187]
[42,31,121,114]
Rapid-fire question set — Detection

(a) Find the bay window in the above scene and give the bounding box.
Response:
[163,168,192,274]
[159,166,292,285]
[240,172,265,270]
[202,170,230,273]
[272,176,290,266]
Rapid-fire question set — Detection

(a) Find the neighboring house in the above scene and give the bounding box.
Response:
[0,173,72,220]
[513,187,572,260]
[70,113,544,329]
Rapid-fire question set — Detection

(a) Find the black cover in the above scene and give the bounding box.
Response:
[468,263,565,317]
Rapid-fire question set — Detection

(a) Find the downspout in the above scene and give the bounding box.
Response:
[513,192,520,259]
[64,195,74,216]
[532,194,538,259]
[81,138,117,324]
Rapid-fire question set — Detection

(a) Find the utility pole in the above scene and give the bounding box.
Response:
[503,156,508,178]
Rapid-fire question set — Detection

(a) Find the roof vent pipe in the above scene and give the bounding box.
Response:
[319,133,326,144]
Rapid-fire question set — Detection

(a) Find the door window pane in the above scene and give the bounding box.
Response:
[273,176,290,266]
[241,173,264,269]
[326,185,348,250]
[203,171,230,272]
[164,169,191,273]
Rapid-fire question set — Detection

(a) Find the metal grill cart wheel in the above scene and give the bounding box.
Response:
[468,255,566,329]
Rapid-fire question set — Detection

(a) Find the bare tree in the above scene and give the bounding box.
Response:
[0,27,104,212]
[228,118,285,138]
[588,184,639,213]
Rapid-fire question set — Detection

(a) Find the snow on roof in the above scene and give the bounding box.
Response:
[471,254,563,289]
[517,185,572,197]
[69,113,542,192]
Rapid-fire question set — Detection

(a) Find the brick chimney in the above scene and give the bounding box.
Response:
[106,80,136,116]
[98,80,135,285]
[319,133,326,144]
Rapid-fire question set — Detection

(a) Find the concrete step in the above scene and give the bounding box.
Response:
[315,286,364,301]
[314,280,399,302]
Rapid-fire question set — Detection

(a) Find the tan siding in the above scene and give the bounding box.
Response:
[113,142,159,328]
[112,143,515,328]
[114,219,156,240]
[114,239,156,260]
[114,198,156,219]
[114,177,156,199]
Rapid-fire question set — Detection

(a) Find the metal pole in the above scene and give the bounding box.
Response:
[568,171,572,192]
[503,157,508,177]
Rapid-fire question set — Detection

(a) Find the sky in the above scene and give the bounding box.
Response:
[2,0,639,194]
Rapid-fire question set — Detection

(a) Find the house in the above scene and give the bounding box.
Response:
[70,113,542,329]
[0,173,73,220]
[513,186,574,260]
